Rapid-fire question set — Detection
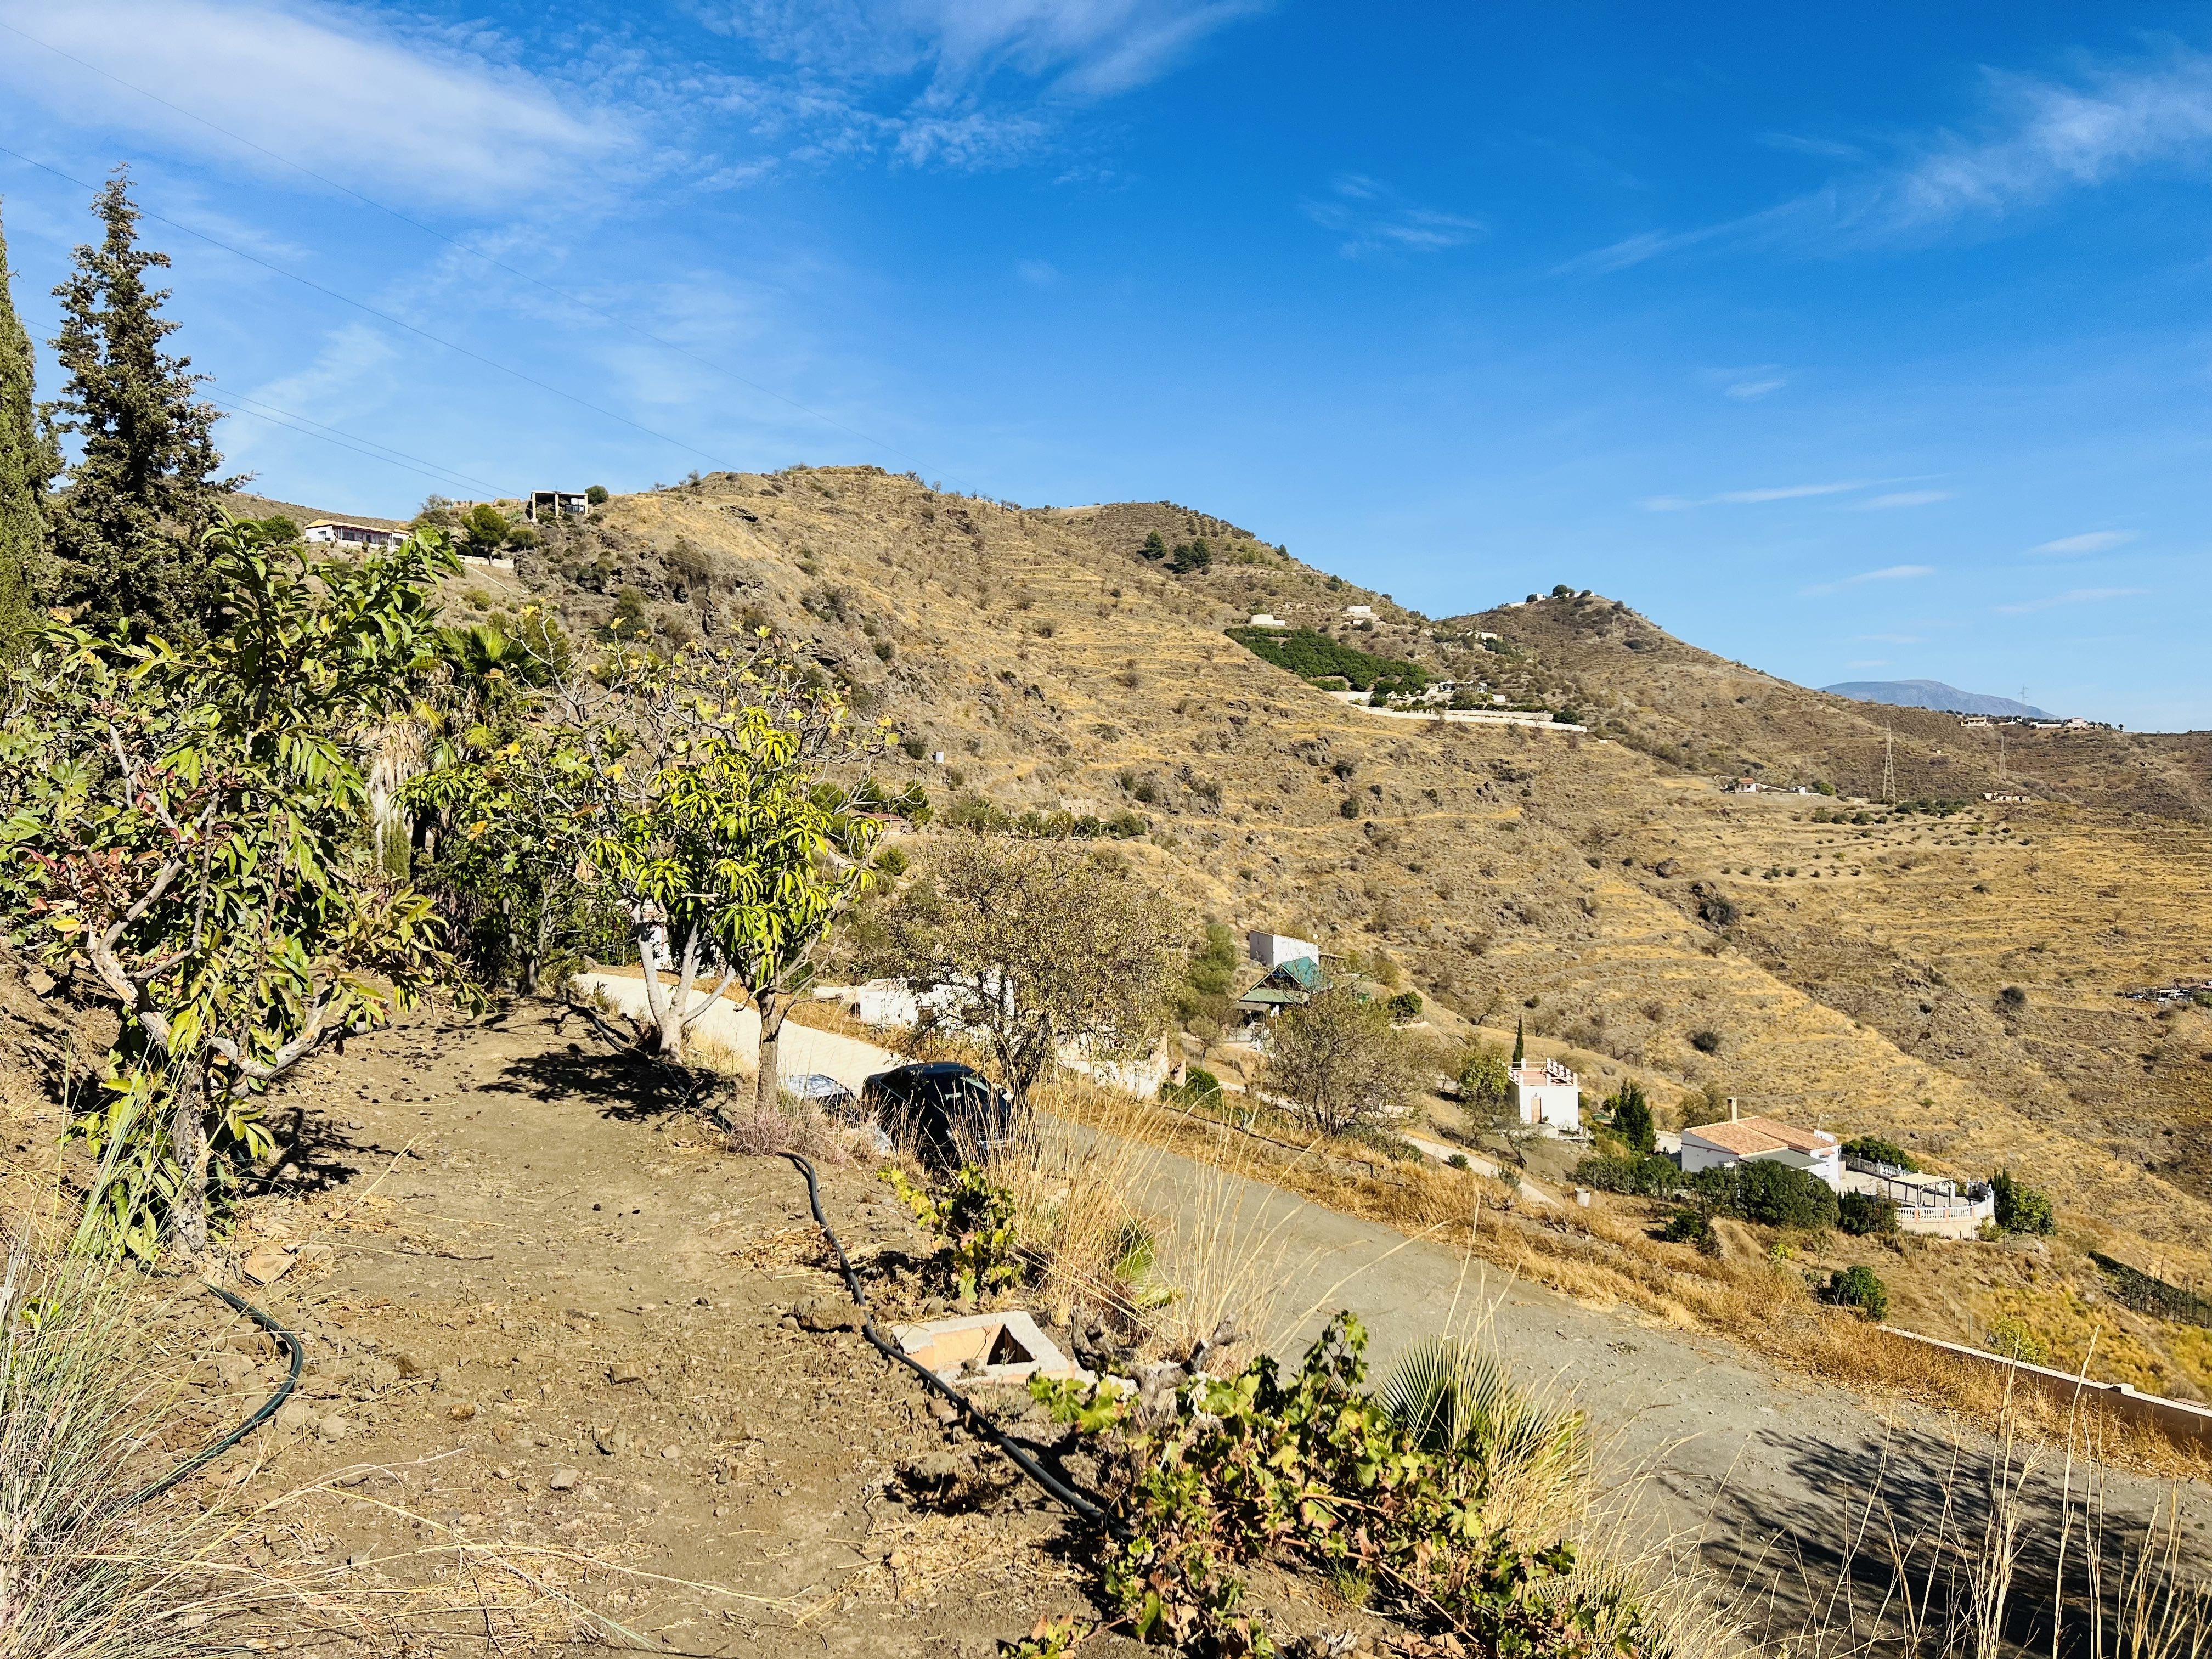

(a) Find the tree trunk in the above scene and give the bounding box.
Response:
[661,927,701,1062]
[752,990,787,1112]
[633,910,675,1056]
[170,1069,210,1257]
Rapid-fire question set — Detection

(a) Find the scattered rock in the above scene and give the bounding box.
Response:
[547,1466,580,1492]
[659,1444,682,1461]
[608,1361,647,1384]
[276,1400,315,1431]
[793,1295,861,1333]
[432,1365,464,1392]
[24,967,56,997]
[593,1425,628,1455]
[392,1351,430,1380]
[318,1415,355,1443]
[447,1402,477,1421]
[241,1251,295,1288]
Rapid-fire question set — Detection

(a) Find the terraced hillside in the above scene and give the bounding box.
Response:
[429,465,2212,1382]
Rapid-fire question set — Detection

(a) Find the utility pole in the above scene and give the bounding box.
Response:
[1882,724,1897,806]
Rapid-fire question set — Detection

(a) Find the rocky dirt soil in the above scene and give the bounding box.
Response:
[163,1006,1400,1656]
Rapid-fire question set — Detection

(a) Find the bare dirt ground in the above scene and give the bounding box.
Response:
[208,1003,1114,1655]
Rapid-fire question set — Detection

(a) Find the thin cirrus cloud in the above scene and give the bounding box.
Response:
[1699,364,1787,400]
[1300,173,1485,256]
[1857,489,1952,509]
[1801,564,1936,597]
[2027,529,2136,555]
[0,0,628,207]
[1639,479,1865,511]
[1995,586,2150,615]
[694,0,1269,101]
[1560,43,2212,272]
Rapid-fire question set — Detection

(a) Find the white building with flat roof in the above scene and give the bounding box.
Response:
[1246,930,1319,970]
[1511,1058,1581,1132]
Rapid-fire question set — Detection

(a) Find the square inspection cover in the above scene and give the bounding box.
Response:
[889,1311,1087,1389]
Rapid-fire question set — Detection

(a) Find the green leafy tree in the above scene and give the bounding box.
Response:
[1606,1080,1655,1154]
[585,484,610,506]
[46,171,238,640]
[0,523,462,1256]
[1820,1265,1890,1321]
[1455,1045,1510,1108]
[0,201,59,653]
[1139,529,1166,561]
[459,503,515,558]
[1990,1168,2057,1235]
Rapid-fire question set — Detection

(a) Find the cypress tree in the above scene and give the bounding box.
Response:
[1511,1016,1525,1066]
[47,168,236,639]
[0,199,58,652]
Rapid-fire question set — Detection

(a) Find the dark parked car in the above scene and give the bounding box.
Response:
[861,1062,1019,1167]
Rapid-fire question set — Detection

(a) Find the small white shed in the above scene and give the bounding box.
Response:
[1246,931,1320,970]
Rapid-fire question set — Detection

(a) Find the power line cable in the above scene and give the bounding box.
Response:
[203,391,501,496]
[0,143,728,467]
[0,16,968,490]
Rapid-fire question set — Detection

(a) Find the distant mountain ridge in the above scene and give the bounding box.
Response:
[1822,679,2051,719]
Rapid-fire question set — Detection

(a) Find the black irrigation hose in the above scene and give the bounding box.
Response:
[127,1282,305,1509]
[778,1152,1125,1534]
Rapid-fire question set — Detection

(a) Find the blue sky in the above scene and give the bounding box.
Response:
[2,2,2209,727]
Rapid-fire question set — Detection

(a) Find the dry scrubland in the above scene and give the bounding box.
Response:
[443,466,2212,1398]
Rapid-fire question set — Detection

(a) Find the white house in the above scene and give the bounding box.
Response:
[1245,613,1288,628]
[1510,1058,1581,1133]
[1680,1114,1843,1190]
[1342,604,1374,618]
[1246,930,1320,971]
[304,520,405,549]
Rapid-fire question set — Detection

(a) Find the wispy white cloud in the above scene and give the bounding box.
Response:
[1015,257,1058,285]
[1699,363,1787,400]
[1561,44,2212,272]
[1858,489,1953,509]
[1759,131,1866,162]
[1641,479,1866,511]
[1996,585,2149,615]
[0,0,628,207]
[1301,173,1485,256]
[2028,528,2136,555]
[1803,563,1936,596]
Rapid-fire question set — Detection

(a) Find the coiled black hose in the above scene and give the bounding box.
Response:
[778,1152,1122,1533]
[127,1282,305,1508]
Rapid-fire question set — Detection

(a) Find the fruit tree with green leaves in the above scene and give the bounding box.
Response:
[0,522,463,1256]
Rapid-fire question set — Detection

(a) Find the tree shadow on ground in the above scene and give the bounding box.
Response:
[1685,1413,2209,1658]
[484,1041,720,1123]
[253,1099,366,1194]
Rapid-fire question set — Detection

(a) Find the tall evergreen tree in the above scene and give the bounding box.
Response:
[0,199,58,652]
[1511,1016,1525,1066]
[47,169,237,639]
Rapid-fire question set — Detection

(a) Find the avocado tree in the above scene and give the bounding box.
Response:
[0,523,461,1255]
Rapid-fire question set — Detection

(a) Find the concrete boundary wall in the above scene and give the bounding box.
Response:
[571,972,901,1098]
[1880,1323,2212,1448]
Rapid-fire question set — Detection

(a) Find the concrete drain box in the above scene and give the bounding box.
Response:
[890,1311,1085,1389]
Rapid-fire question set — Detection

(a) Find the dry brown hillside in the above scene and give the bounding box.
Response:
[422,465,2212,1387]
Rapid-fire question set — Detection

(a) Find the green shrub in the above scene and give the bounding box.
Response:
[872,845,909,877]
[1223,625,1429,694]
[1032,1313,1627,1654]
[1991,1168,2056,1234]
[1688,1028,1723,1054]
[1718,1160,1839,1231]
[1841,1135,1920,1172]
[1575,1152,1681,1199]
[1657,1207,1713,1250]
[1819,1265,1889,1321]
[1457,1046,1510,1106]
[1387,989,1424,1022]
[1605,1081,1655,1155]
[1171,1067,1223,1108]
[1837,1191,1898,1237]
[885,1165,1020,1301]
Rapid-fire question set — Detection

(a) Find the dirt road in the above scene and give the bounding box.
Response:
[1130,1140,2212,1629]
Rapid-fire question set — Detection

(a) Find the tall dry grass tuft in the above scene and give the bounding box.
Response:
[0,1231,253,1657]
[1779,1388,2212,1659]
